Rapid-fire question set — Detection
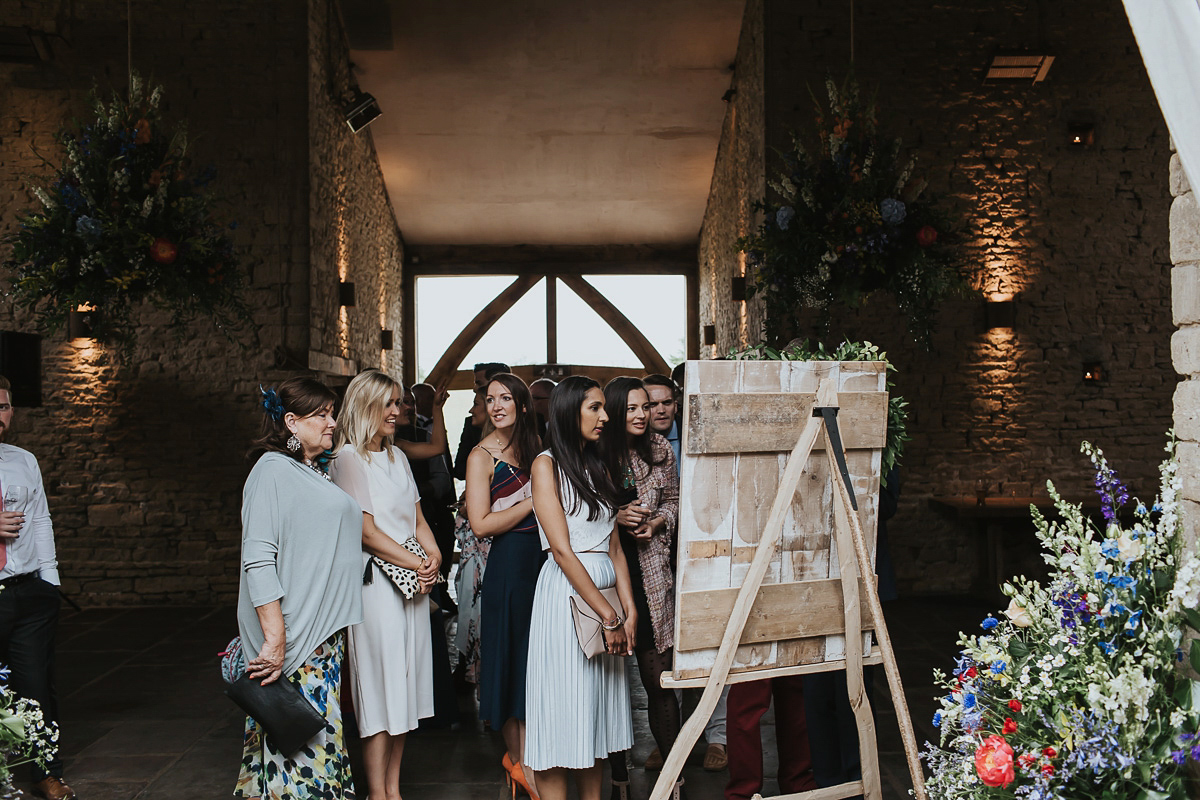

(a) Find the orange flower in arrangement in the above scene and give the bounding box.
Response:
[833,117,852,138]
[974,735,1015,788]
[134,118,152,145]
[149,237,178,265]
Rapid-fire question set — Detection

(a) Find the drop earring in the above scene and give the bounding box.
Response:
[286,433,301,452]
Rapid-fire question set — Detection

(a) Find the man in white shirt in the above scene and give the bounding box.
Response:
[0,376,72,800]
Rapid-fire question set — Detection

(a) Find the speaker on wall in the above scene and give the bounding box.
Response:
[0,332,42,407]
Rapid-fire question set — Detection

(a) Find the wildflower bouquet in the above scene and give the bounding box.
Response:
[0,665,58,795]
[1,74,250,350]
[736,74,966,348]
[924,438,1200,799]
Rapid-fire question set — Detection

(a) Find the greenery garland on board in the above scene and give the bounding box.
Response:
[736,74,967,348]
[729,339,909,485]
[1,74,250,353]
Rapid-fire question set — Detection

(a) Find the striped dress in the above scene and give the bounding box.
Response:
[477,456,546,726]
[524,451,633,771]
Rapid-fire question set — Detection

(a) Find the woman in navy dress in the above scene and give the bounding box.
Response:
[466,373,546,798]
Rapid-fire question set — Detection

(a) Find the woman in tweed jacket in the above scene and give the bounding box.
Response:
[599,376,683,800]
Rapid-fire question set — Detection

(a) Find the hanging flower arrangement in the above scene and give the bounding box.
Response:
[737,74,967,348]
[924,438,1200,799]
[1,74,250,350]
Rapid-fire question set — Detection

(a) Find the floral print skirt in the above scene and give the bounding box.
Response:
[234,633,355,800]
[453,507,490,684]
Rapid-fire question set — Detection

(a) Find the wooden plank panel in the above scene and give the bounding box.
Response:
[676,579,876,652]
[686,393,887,454]
[665,650,884,685]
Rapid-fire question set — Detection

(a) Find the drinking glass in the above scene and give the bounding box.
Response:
[2,485,29,512]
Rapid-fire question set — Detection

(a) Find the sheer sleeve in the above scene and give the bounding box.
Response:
[330,447,375,516]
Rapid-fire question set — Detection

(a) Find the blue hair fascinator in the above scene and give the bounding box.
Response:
[259,385,284,422]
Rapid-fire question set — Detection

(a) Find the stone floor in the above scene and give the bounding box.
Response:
[9,595,993,800]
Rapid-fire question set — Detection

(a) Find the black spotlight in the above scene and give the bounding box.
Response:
[343,90,381,133]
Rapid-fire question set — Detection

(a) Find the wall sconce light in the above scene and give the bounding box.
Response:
[984,294,1016,330]
[703,325,716,346]
[985,52,1055,84]
[731,275,746,302]
[1068,122,1095,148]
[68,304,99,340]
[343,90,382,133]
[1082,362,1105,384]
[338,281,357,307]
[380,329,394,350]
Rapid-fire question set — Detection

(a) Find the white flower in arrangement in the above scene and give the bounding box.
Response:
[1004,597,1032,627]
[32,187,52,208]
[1116,531,1143,561]
[141,195,155,218]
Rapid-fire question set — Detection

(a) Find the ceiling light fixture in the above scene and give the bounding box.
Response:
[985,53,1055,84]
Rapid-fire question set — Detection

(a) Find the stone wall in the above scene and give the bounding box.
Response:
[1172,154,1200,553]
[701,0,1174,593]
[0,0,402,604]
[308,0,405,378]
[697,0,765,355]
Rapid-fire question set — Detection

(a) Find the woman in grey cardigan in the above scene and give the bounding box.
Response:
[234,378,364,800]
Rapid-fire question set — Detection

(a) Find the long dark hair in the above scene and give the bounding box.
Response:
[599,376,665,483]
[249,377,338,463]
[486,373,541,469]
[545,375,621,521]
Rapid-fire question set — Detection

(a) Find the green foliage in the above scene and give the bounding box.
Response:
[1,74,251,353]
[728,338,909,485]
[736,74,968,348]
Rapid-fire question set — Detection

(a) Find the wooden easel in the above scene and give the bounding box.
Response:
[649,377,927,800]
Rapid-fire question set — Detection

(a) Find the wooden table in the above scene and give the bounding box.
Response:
[929,495,1098,600]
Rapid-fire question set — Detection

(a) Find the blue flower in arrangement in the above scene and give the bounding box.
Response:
[1123,610,1143,633]
[1101,538,1120,559]
[880,197,906,225]
[932,711,942,728]
[991,661,1006,674]
[1108,574,1136,590]
[75,215,101,239]
[1098,640,1116,655]
[775,205,795,231]
[1095,569,1110,583]
[981,615,998,631]
[962,693,976,710]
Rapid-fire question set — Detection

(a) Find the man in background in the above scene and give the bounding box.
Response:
[529,377,556,438]
[0,376,73,800]
[454,362,510,480]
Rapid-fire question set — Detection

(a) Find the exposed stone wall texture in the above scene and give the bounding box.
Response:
[308,0,405,378]
[701,0,1174,593]
[1172,152,1200,552]
[698,0,765,356]
[0,0,402,604]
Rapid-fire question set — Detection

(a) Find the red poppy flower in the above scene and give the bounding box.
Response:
[1041,764,1055,776]
[149,238,178,265]
[1008,699,1022,712]
[1042,747,1057,759]
[916,225,938,247]
[1003,717,1018,734]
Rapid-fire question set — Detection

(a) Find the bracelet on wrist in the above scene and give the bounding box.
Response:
[601,617,622,631]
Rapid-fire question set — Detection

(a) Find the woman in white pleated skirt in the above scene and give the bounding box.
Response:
[525,376,637,800]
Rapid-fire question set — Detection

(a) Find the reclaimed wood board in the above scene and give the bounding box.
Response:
[672,360,886,681]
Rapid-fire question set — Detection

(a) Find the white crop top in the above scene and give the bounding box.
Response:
[534,450,617,553]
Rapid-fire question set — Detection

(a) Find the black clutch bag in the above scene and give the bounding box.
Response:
[223,673,326,756]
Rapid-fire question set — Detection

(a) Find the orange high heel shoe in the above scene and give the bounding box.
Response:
[502,753,516,798]
[509,761,540,800]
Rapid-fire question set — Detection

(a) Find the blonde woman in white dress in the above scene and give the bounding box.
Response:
[330,370,446,800]
[525,376,636,800]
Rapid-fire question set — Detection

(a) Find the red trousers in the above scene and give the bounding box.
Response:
[724,677,817,800]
